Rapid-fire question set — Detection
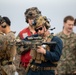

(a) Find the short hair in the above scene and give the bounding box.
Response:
[63,15,74,23]
[3,17,11,26]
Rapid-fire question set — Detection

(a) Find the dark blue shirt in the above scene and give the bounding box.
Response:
[24,34,63,75]
[31,35,63,67]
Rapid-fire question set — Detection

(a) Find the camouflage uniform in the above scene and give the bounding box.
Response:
[14,35,26,75]
[0,31,16,75]
[0,32,6,75]
[56,31,76,75]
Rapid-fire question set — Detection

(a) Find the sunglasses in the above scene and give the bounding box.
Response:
[35,27,43,32]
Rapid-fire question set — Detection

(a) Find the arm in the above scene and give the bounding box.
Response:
[44,36,63,62]
[16,34,31,55]
[6,32,16,58]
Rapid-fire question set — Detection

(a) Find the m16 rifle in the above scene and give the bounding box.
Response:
[6,35,56,56]
[16,36,56,50]
[9,36,56,49]
[7,36,56,55]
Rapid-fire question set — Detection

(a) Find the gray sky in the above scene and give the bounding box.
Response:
[0,0,76,74]
[0,0,76,36]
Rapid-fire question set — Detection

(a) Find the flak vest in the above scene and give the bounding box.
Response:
[0,31,16,65]
[30,34,58,65]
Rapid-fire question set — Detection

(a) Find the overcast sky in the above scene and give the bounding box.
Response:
[0,0,76,74]
[0,0,76,36]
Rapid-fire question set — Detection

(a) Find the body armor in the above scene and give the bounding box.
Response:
[30,34,53,63]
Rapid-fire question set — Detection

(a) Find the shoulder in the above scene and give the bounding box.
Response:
[19,27,29,34]
[52,36,63,45]
[71,32,76,37]
[18,27,29,39]
[9,31,16,34]
[7,31,15,36]
[55,32,62,37]
[19,27,29,35]
[5,31,15,39]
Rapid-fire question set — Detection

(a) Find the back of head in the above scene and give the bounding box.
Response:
[0,16,11,26]
[33,15,50,29]
[3,17,11,26]
[24,7,41,23]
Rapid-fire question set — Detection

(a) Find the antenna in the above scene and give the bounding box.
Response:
[50,27,55,31]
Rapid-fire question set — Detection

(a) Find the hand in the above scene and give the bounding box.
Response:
[36,46,46,54]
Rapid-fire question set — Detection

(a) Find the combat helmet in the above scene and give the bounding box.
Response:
[24,7,41,23]
[33,15,50,29]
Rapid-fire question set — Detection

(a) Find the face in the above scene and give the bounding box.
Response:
[64,20,74,33]
[35,25,45,36]
[28,18,34,26]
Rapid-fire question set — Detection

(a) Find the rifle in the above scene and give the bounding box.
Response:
[7,36,56,55]
[9,36,56,50]
[21,36,56,73]
[16,36,56,49]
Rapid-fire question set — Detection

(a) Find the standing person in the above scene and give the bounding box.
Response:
[0,16,6,75]
[56,15,76,75]
[24,15,63,75]
[0,16,16,75]
[15,7,41,75]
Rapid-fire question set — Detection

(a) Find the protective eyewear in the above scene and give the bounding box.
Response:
[35,27,43,32]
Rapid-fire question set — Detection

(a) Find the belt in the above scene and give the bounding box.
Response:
[30,65,56,71]
[58,73,76,75]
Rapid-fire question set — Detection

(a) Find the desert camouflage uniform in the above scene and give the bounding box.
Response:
[56,31,76,75]
[0,31,16,75]
[0,32,6,75]
[14,35,26,75]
